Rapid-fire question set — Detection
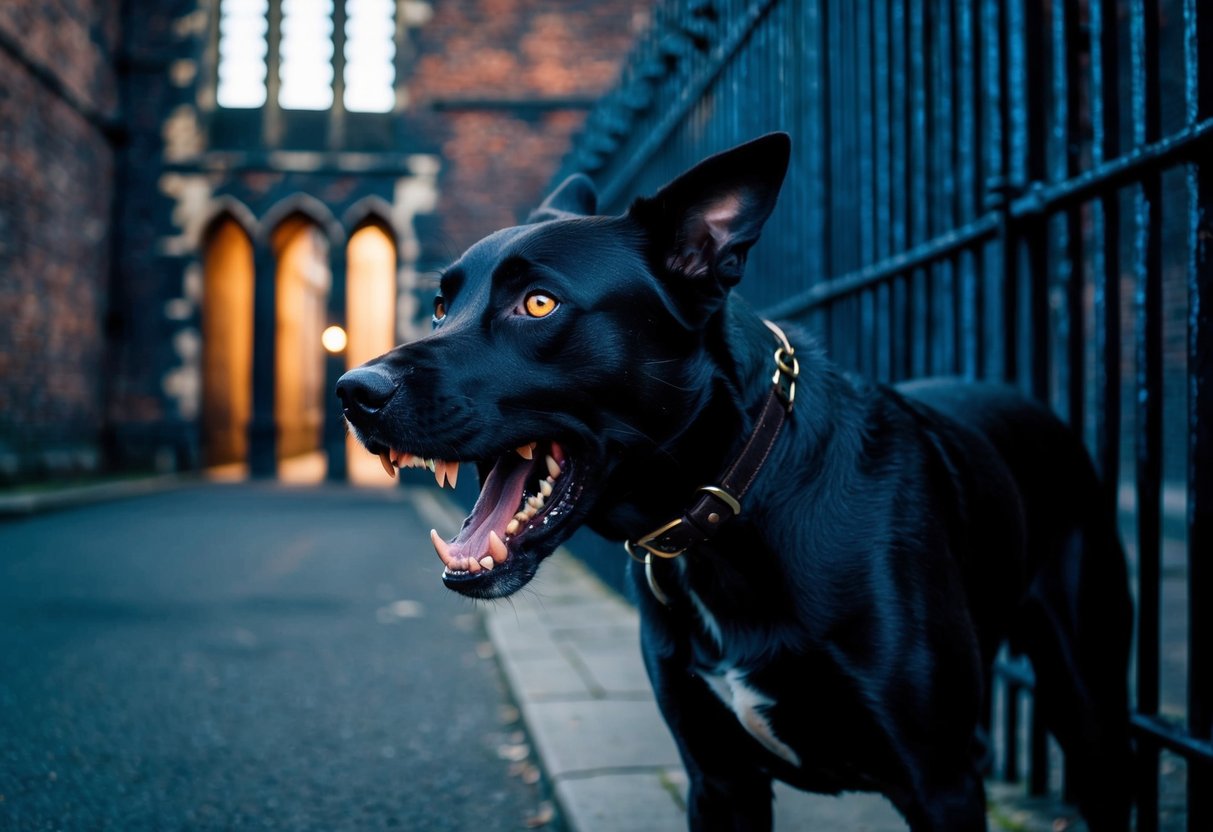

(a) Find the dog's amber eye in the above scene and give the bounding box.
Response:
[433,297,446,321]
[523,292,558,318]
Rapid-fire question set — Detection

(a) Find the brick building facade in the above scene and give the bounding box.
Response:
[0,0,646,485]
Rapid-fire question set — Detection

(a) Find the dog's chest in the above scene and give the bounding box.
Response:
[699,666,801,768]
[679,571,805,768]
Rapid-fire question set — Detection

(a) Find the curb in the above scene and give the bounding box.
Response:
[0,474,193,518]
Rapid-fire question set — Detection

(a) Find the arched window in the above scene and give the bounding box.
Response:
[216,0,269,109]
[344,0,396,113]
[215,0,407,116]
[279,0,335,110]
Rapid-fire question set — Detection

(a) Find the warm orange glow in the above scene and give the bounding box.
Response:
[274,218,331,475]
[321,325,348,353]
[345,223,398,486]
[201,219,255,468]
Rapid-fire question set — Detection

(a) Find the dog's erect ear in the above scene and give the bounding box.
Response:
[527,173,598,223]
[629,132,790,295]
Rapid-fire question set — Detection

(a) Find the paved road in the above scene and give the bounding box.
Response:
[0,483,562,831]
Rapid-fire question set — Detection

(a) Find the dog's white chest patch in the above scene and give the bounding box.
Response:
[702,668,801,767]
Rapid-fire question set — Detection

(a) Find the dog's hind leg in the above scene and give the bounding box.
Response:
[1012,521,1134,832]
[686,770,773,832]
[894,765,988,832]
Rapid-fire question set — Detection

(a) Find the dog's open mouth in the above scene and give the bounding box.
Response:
[373,440,578,593]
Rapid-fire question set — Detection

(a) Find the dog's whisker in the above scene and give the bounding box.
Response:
[640,371,695,392]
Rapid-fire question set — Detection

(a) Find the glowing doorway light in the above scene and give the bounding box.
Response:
[344,0,396,113]
[279,0,335,110]
[321,325,348,353]
[216,0,269,108]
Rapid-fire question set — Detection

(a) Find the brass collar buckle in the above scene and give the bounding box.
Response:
[624,485,743,562]
[624,518,688,561]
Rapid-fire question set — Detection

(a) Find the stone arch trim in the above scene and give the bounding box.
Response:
[342,196,402,245]
[259,193,345,248]
[200,197,259,249]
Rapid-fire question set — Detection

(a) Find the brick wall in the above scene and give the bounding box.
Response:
[407,0,648,259]
[0,2,121,482]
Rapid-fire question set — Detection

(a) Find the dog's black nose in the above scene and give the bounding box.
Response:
[336,367,397,415]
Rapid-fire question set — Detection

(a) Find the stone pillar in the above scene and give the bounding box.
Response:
[324,239,349,482]
[248,238,278,478]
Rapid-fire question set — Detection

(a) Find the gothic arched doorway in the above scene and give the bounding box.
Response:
[344,220,399,486]
[200,216,255,470]
[272,215,332,482]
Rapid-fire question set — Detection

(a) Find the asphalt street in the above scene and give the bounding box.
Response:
[0,483,562,831]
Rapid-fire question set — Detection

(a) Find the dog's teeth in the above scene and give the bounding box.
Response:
[479,556,495,570]
[380,452,396,478]
[488,531,508,562]
[539,480,552,497]
[527,495,543,510]
[399,452,414,468]
[505,519,520,536]
[516,444,534,460]
[545,455,560,479]
[467,556,482,574]
[434,460,447,488]
[446,461,459,489]
[514,511,529,524]
[425,458,436,472]
[429,529,453,566]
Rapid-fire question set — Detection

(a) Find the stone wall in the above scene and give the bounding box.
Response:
[0,2,122,481]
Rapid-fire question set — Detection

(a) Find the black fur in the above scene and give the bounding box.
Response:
[337,134,1134,831]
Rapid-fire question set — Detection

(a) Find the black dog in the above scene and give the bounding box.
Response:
[337,134,1133,831]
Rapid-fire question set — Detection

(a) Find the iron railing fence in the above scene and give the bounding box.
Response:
[555,1,1212,829]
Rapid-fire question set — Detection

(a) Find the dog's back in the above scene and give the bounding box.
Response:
[897,378,1134,829]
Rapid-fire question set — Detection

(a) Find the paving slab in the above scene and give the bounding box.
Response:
[555,771,686,832]
[523,697,685,777]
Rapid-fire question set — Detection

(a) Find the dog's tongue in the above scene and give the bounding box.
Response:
[446,455,530,563]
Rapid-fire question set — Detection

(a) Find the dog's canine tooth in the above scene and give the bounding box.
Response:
[505,519,520,536]
[488,531,508,562]
[380,452,396,478]
[539,480,552,497]
[434,460,447,488]
[516,444,534,460]
[545,455,560,479]
[446,461,459,489]
[479,556,495,570]
[429,529,453,566]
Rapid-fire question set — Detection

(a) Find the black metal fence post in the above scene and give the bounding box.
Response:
[1184,3,1212,829]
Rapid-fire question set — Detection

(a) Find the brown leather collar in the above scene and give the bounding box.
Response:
[625,320,798,589]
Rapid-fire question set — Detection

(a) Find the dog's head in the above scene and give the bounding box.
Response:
[337,133,790,598]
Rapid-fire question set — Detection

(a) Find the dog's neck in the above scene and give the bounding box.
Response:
[589,297,844,557]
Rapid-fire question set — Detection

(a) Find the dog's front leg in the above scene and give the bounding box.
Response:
[640,620,774,832]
